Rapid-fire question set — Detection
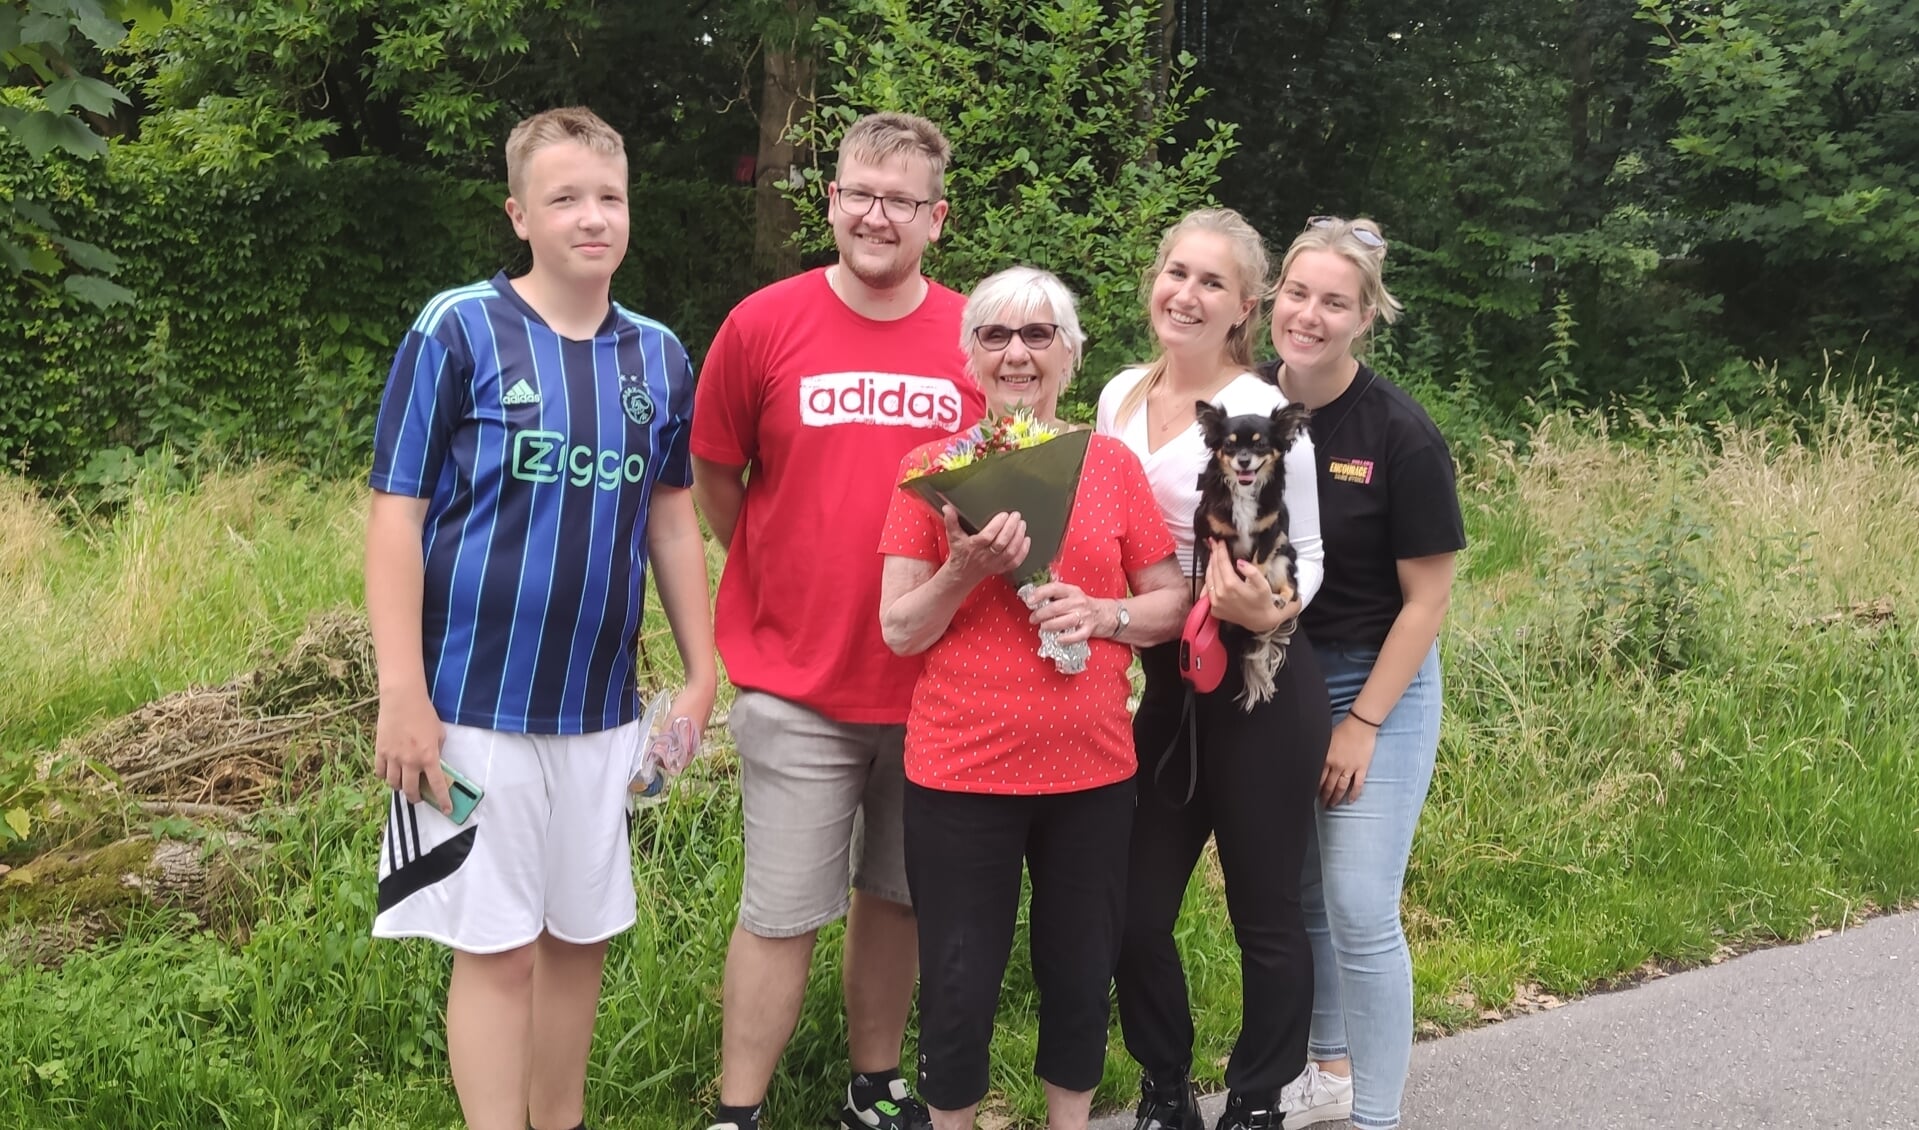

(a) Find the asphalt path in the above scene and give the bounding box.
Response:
[1089,909,1919,1129]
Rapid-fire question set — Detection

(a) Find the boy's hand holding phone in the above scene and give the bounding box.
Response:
[374,685,452,816]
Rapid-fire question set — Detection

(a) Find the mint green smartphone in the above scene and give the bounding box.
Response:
[439,761,484,825]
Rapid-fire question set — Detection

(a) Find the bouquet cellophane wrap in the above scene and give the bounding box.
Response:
[901,429,1093,673]
[900,429,1092,582]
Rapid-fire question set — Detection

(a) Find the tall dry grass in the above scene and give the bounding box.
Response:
[0,467,365,755]
[1505,397,1919,613]
[0,477,68,642]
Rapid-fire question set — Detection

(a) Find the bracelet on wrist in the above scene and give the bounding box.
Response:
[1347,709,1383,728]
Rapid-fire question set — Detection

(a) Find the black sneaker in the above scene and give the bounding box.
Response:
[1215,1090,1282,1130]
[840,1078,932,1130]
[1133,1072,1205,1130]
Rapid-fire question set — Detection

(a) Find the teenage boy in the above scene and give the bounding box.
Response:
[366,106,717,1130]
[691,112,984,1130]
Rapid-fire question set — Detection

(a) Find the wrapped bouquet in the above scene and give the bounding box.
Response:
[901,411,1094,674]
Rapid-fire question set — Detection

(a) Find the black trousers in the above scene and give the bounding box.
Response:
[1115,638,1331,1096]
[904,778,1136,1110]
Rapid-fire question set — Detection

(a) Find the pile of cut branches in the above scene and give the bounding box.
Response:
[3,611,378,963]
[63,610,377,815]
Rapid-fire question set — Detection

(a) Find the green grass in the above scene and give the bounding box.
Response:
[2,397,1917,1128]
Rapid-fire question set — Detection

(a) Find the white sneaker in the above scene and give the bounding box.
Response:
[1278,1063,1352,1129]
[1278,1064,1314,1112]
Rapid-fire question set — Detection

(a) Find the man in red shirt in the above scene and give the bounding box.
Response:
[691,112,984,1130]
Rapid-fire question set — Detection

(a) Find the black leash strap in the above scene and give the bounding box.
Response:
[1152,537,1210,807]
[1152,683,1200,807]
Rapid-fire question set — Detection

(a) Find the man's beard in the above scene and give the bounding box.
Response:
[838,232,918,291]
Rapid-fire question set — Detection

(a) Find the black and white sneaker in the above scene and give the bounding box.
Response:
[840,1077,932,1130]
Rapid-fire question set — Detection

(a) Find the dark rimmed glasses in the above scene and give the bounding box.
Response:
[972,322,1060,351]
[1307,215,1386,248]
[836,187,938,223]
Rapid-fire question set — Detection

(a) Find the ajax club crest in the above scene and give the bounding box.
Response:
[621,374,654,427]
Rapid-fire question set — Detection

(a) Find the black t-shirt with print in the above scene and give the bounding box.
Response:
[1260,361,1467,649]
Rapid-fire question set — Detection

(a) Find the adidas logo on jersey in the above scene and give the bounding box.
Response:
[798,372,965,430]
[502,379,541,406]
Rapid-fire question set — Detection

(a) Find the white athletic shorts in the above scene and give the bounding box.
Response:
[372,720,641,953]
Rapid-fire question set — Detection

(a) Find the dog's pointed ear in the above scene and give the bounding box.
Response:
[1273,402,1312,444]
[1196,400,1226,446]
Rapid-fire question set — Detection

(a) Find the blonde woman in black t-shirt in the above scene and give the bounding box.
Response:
[1260,218,1467,1130]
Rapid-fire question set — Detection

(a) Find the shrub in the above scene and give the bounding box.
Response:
[1,144,753,481]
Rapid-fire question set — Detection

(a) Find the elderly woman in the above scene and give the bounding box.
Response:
[878,266,1189,1130]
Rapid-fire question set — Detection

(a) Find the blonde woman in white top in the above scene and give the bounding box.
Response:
[1097,209,1331,1130]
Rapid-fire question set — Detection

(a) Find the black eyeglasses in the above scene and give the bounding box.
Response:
[836,187,937,223]
[972,323,1059,351]
[1307,215,1386,248]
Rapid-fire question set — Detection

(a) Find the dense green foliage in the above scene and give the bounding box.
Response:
[0,145,497,479]
[130,0,583,164]
[5,0,1917,479]
[1,0,170,306]
[1182,0,1916,412]
[1642,0,1919,357]
[0,142,752,479]
[124,0,765,178]
[3,397,1916,1125]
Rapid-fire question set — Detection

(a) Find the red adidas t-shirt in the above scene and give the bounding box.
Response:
[878,434,1176,794]
[692,269,983,724]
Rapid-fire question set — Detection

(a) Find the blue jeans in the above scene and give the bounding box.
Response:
[1300,643,1441,1130]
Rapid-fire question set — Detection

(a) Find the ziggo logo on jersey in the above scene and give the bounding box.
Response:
[510,430,646,489]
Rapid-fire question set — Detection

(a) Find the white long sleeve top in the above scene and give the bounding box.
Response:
[1096,367,1324,608]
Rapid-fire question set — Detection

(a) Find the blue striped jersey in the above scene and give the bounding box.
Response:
[369,272,694,734]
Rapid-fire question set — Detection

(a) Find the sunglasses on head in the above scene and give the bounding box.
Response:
[972,323,1060,351]
[1307,215,1386,249]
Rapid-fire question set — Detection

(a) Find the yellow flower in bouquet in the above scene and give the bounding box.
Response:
[902,409,1061,482]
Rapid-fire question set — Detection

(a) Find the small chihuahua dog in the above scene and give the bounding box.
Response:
[1194,399,1312,708]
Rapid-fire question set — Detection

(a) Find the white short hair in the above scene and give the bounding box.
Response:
[960,266,1087,376]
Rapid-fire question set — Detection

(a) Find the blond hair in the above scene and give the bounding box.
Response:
[1275,216,1403,331]
[837,112,952,198]
[505,107,626,199]
[1115,208,1271,430]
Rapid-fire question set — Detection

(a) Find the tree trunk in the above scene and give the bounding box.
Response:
[753,2,816,284]
[1140,0,1179,165]
[1,834,256,965]
[1157,0,1178,100]
[1567,0,1595,201]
